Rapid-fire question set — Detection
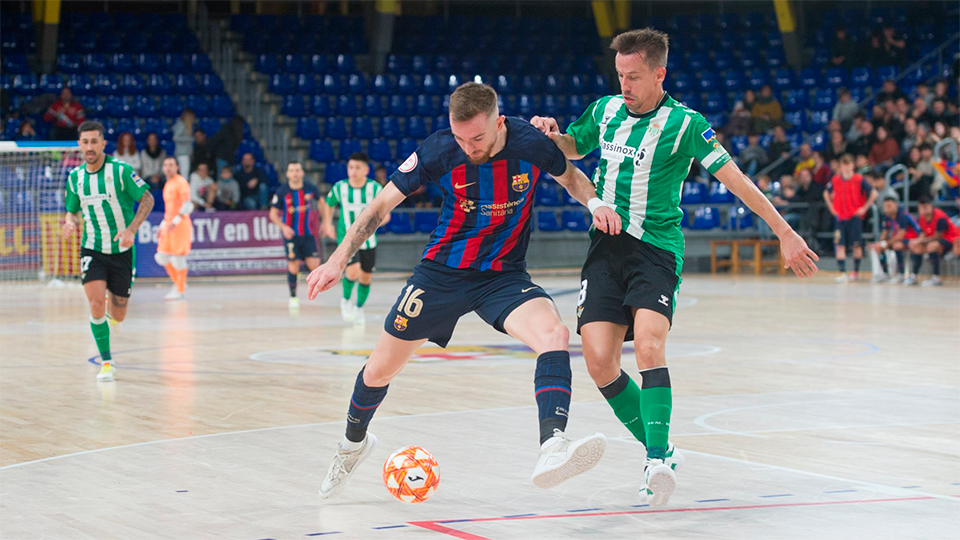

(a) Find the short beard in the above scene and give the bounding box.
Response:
[85,153,101,164]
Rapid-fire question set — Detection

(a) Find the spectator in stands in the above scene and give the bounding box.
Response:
[868,126,900,170]
[374,164,388,186]
[812,151,833,186]
[209,115,245,174]
[932,80,951,104]
[113,132,141,175]
[190,162,217,213]
[832,88,860,131]
[738,134,769,176]
[846,112,867,141]
[191,129,215,174]
[876,80,906,104]
[768,125,794,178]
[214,166,240,210]
[848,120,874,157]
[910,98,933,127]
[236,152,269,210]
[864,31,885,68]
[830,27,855,68]
[915,82,934,108]
[825,129,848,162]
[929,99,956,128]
[140,132,167,189]
[793,144,815,176]
[172,108,196,177]
[900,117,920,154]
[880,23,907,66]
[15,119,36,141]
[726,100,753,136]
[905,145,936,201]
[43,87,85,141]
[751,85,783,132]
[930,121,948,143]
[866,169,899,201]
[855,154,873,175]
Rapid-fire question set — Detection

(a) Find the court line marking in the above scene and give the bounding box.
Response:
[407,496,939,540]
[613,438,959,503]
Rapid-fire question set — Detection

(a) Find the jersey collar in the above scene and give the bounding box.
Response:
[624,92,669,119]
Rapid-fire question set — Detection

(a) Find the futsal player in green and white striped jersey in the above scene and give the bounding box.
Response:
[321,152,389,323]
[532,29,819,506]
[62,121,155,382]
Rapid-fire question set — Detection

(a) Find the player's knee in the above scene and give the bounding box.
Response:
[536,322,569,353]
[170,256,187,270]
[88,298,106,316]
[361,363,394,387]
[634,335,666,368]
[583,351,619,384]
[359,272,373,285]
[154,252,170,266]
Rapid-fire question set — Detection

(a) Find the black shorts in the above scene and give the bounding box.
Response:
[348,247,376,273]
[937,239,953,253]
[576,232,682,341]
[834,218,864,250]
[384,259,552,347]
[285,235,319,261]
[80,247,135,298]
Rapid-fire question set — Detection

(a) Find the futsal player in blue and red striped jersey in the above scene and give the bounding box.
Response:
[269,162,321,309]
[308,83,623,500]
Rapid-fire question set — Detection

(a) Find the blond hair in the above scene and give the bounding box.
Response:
[449,82,498,123]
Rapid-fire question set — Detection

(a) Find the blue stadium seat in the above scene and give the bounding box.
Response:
[281,96,306,117]
[164,54,187,73]
[708,182,735,203]
[39,73,63,94]
[808,110,830,132]
[671,72,694,93]
[372,74,394,95]
[335,54,355,73]
[727,206,754,230]
[740,53,762,70]
[116,118,141,139]
[518,75,539,94]
[149,34,175,53]
[379,116,401,138]
[10,73,37,95]
[200,74,224,94]
[745,70,768,90]
[397,138,419,159]
[269,74,293,95]
[691,206,720,230]
[810,47,830,67]
[729,135,748,156]
[196,118,221,137]
[122,34,148,54]
[104,96,132,118]
[388,212,414,234]
[405,116,428,139]
[703,93,727,114]
[310,139,335,163]
[812,89,836,111]
[83,53,109,74]
[714,52,735,72]
[109,53,135,74]
[681,181,707,204]
[541,95,563,117]
[874,66,897,85]
[309,54,330,73]
[185,95,211,117]
[415,95,438,116]
[160,95,183,117]
[283,54,305,73]
[295,74,316,95]
[808,131,827,152]
[784,110,807,133]
[324,117,347,139]
[687,52,709,71]
[773,69,796,91]
[699,73,719,92]
[174,74,198,94]
[362,95,384,117]
[783,89,809,111]
[535,183,562,206]
[389,96,410,116]
[94,74,120,95]
[255,54,279,74]
[338,139,363,161]
[562,209,590,232]
[444,74,463,94]
[296,118,321,140]
[334,95,357,117]
[386,54,410,74]
[190,53,213,73]
[56,54,82,74]
[147,74,173,95]
[433,115,450,132]
[849,67,872,88]
[421,74,443,96]
[537,211,561,232]
[311,95,332,117]
[347,74,367,95]
[119,74,144,95]
[136,54,161,74]
[823,68,847,88]
[323,74,344,95]
[352,117,374,139]
[368,138,393,162]
[722,72,744,93]
[397,74,420,95]
[413,211,439,233]
[799,69,821,89]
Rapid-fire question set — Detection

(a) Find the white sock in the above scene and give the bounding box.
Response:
[342,436,363,451]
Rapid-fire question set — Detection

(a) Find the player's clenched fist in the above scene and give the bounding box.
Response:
[529,116,560,137]
[307,261,344,300]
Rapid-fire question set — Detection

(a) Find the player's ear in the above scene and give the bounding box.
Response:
[655,66,667,84]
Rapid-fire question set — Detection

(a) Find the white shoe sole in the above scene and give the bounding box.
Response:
[96,371,115,382]
[318,433,378,500]
[532,434,606,489]
[644,464,676,506]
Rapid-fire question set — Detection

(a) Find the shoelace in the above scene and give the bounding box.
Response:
[326,450,349,482]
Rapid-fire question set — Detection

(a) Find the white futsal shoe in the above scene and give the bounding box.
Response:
[640,458,676,506]
[903,275,918,286]
[96,362,116,382]
[835,273,849,283]
[353,307,365,324]
[289,297,300,310]
[638,442,684,505]
[531,430,606,489]
[319,433,378,500]
[164,287,184,301]
[921,276,943,287]
[340,298,356,322]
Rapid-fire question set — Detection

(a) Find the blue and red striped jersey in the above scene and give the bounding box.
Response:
[390,117,568,272]
[271,181,321,237]
[882,207,921,240]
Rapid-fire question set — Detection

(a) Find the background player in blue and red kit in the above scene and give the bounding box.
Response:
[908,195,960,287]
[868,196,921,282]
[307,83,623,500]
[269,162,321,309]
[824,154,877,282]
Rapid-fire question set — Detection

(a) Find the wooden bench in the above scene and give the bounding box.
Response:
[710,239,786,275]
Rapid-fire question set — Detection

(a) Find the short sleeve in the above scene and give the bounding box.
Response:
[121,163,149,200]
[861,178,873,196]
[270,188,284,210]
[686,114,732,174]
[325,183,340,206]
[65,172,80,213]
[565,99,602,157]
[390,139,438,196]
[935,218,949,233]
[525,126,568,177]
[826,181,834,193]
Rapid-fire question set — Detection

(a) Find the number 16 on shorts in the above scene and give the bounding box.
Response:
[394,285,424,332]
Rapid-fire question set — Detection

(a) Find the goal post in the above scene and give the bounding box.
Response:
[0,141,84,285]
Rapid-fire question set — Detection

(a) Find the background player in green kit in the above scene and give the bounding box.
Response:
[62,121,155,382]
[321,152,389,323]
[532,29,820,506]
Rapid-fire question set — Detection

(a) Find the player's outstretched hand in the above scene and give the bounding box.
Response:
[61,219,77,237]
[593,206,621,235]
[114,228,135,249]
[780,229,819,278]
[530,116,561,140]
[307,261,343,300]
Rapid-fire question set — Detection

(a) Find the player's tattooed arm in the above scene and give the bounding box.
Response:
[128,191,155,232]
[330,182,407,266]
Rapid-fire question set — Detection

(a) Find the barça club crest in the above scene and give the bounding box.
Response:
[511,173,530,192]
[394,314,408,332]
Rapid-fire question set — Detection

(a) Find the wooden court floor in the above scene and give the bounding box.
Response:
[1,273,958,539]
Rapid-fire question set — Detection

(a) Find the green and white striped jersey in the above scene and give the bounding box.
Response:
[567,93,732,257]
[64,155,149,254]
[325,179,382,250]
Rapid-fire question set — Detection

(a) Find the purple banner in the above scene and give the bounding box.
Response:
[135,211,292,277]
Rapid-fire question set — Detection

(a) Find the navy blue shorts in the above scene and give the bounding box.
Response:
[834,218,864,250]
[285,235,319,261]
[384,259,552,347]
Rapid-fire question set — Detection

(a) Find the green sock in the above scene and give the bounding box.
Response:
[90,315,111,362]
[640,367,672,459]
[598,370,646,443]
[357,283,370,307]
[342,278,356,300]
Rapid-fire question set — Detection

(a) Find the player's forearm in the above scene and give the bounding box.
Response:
[330,205,384,265]
[720,168,792,237]
[268,208,285,228]
[64,212,80,226]
[555,165,599,207]
[127,191,154,231]
[555,134,584,160]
